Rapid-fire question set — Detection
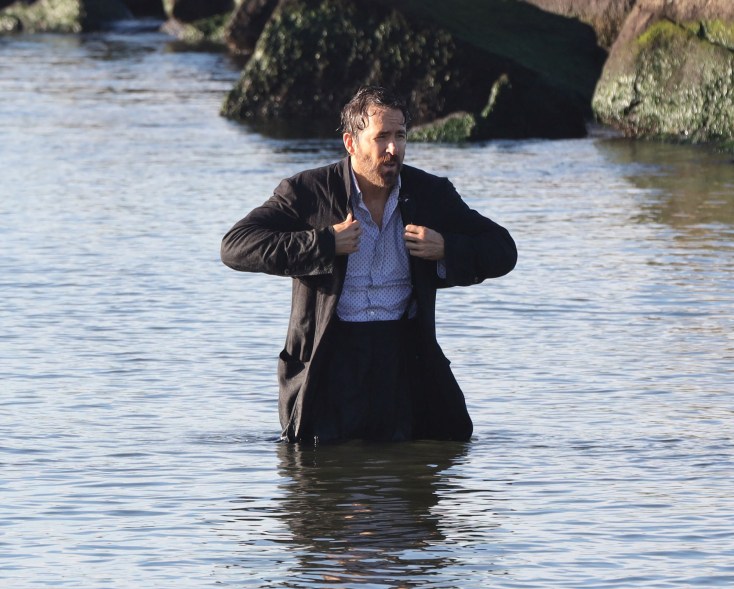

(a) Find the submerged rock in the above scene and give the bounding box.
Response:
[593,0,734,147]
[0,0,131,33]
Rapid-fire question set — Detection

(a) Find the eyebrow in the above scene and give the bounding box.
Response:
[376,129,406,137]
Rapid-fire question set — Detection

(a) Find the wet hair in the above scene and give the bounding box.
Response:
[339,85,411,137]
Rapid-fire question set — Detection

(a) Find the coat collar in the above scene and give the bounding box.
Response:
[339,157,352,213]
[338,156,417,225]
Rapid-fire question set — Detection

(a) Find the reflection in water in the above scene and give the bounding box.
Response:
[596,139,734,231]
[229,441,480,588]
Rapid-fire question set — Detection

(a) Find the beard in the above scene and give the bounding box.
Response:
[355,151,403,189]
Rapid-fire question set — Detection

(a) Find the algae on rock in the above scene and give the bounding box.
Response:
[0,0,130,33]
[160,0,235,45]
[222,0,589,140]
[221,0,474,126]
[409,112,477,143]
[593,20,734,144]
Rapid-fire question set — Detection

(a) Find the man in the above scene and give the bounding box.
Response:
[221,86,517,444]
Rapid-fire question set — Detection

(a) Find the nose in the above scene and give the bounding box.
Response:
[386,141,396,155]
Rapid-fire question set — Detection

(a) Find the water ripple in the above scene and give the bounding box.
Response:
[1,30,733,589]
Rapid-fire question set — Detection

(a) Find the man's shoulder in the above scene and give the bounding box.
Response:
[286,158,347,185]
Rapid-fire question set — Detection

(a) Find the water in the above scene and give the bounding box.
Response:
[1,28,733,588]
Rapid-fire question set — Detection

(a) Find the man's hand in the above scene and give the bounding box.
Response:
[333,212,361,255]
[404,224,445,260]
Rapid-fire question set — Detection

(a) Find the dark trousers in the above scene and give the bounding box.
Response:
[313,318,416,443]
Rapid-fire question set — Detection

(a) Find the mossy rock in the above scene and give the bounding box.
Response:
[224,0,280,55]
[0,0,130,33]
[593,19,734,144]
[163,11,231,44]
[222,0,589,140]
[163,0,233,22]
[409,112,477,143]
[224,0,473,122]
[222,0,488,126]
[0,13,21,31]
[386,0,606,112]
[676,19,734,50]
[160,0,235,44]
[410,72,586,142]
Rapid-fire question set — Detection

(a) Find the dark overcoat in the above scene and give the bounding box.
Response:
[221,157,517,442]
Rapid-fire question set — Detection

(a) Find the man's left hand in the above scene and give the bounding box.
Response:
[404,224,445,260]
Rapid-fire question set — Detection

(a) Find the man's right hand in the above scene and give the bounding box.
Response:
[333,211,361,255]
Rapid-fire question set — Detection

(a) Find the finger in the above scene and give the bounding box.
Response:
[346,211,353,222]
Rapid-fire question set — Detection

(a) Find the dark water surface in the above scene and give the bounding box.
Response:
[2,30,733,588]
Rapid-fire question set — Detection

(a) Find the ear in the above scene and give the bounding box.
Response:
[343,132,356,156]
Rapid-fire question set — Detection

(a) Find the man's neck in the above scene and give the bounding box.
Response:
[352,170,393,204]
[362,185,390,204]
[350,166,400,229]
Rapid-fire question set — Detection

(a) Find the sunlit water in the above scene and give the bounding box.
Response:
[1,28,733,588]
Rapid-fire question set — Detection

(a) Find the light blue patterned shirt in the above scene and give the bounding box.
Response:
[336,172,413,322]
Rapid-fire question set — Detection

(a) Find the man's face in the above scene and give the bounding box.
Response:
[345,107,406,190]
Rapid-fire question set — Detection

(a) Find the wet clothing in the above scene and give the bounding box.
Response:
[221,157,517,443]
[313,318,416,442]
[336,173,412,322]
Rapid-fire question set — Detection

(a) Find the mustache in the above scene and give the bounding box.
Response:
[381,154,400,164]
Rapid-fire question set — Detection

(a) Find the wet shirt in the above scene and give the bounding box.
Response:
[336,173,412,322]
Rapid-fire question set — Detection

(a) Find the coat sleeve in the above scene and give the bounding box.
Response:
[437,178,517,287]
[221,178,336,277]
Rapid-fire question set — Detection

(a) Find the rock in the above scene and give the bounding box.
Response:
[523,0,637,48]
[160,12,231,44]
[409,112,477,143]
[410,70,587,142]
[160,0,235,44]
[222,0,465,127]
[0,0,131,33]
[222,0,590,140]
[479,71,588,139]
[163,0,233,22]
[388,0,607,114]
[0,13,21,31]
[593,0,734,145]
[224,0,279,55]
[122,0,165,18]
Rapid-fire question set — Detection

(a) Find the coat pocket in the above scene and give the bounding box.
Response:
[277,348,311,431]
